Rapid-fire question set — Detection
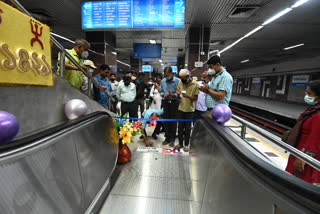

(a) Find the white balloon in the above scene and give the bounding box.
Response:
[64,99,88,120]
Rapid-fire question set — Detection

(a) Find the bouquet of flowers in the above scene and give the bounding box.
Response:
[113,114,143,144]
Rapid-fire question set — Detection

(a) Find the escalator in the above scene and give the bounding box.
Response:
[0,113,320,213]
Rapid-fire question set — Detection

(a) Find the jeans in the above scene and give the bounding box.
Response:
[163,100,179,143]
[111,96,118,113]
[177,110,194,147]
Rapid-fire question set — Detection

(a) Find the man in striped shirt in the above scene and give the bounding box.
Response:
[199,55,233,113]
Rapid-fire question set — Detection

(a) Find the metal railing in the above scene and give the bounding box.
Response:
[231,114,320,172]
[10,0,113,110]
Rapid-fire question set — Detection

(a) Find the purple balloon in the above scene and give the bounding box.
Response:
[0,111,19,144]
[64,99,88,120]
[211,104,232,125]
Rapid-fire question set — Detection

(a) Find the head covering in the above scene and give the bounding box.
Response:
[83,60,97,68]
[179,69,190,77]
[192,76,198,81]
[141,109,164,129]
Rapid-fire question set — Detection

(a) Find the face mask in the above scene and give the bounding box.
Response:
[124,82,130,86]
[81,51,89,59]
[208,68,216,76]
[88,68,94,73]
[166,76,172,81]
[131,76,137,81]
[110,78,115,82]
[181,79,188,84]
[138,79,143,83]
[304,94,318,105]
[148,82,153,85]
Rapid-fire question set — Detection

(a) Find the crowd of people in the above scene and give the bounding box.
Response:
[58,38,234,151]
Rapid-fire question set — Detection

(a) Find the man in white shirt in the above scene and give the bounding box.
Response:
[116,75,137,118]
[109,73,119,113]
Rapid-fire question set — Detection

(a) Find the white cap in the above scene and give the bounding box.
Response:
[179,69,190,77]
[192,76,198,81]
[83,60,97,68]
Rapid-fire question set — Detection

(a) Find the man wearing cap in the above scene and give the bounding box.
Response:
[82,60,97,94]
[175,69,199,152]
[199,55,233,115]
[93,64,113,108]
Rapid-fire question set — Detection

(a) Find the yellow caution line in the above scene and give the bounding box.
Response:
[228,121,288,159]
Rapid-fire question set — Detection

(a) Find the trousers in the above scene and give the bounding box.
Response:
[121,101,138,118]
[163,100,179,143]
[177,110,194,146]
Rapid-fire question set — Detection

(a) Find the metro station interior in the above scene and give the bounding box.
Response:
[1,0,320,213]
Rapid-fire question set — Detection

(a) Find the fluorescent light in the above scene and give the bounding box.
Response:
[116,60,131,67]
[159,59,162,63]
[244,26,264,38]
[219,37,245,54]
[150,40,156,44]
[241,59,250,63]
[111,52,117,55]
[291,0,309,8]
[262,8,292,25]
[284,43,304,50]
[50,32,75,44]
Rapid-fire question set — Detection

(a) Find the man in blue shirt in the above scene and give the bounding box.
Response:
[140,108,164,146]
[199,55,233,113]
[160,66,180,147]
[93,64,113,108]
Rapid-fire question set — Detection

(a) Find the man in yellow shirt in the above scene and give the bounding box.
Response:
[175,69,199,152]
[58,39,90,89]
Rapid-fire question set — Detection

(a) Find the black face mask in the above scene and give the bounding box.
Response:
[181,79,188,84]
[124,82,130,86]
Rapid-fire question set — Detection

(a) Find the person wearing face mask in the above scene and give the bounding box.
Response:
[146,78,155,109]
[199,55,233,115]
[57,39,90,89]
[135,73,148,117]
[93,64,113,108]
[116,75,137,118]
[109,73,119,113]
[174,69,199,152]
[160,66,180,147]
[284,80,320,184]
[81,60,97,94]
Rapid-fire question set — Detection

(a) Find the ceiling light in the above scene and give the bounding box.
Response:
[112,52,117,55]
[284,43,304,50]
[50,32,75,44]
[291,0,309,8]
[219,37,245,54]
[116,60,131,67]
[241,59,250,63]
[159,59,162,63]
[150,40,156,44]
[262,8,292,25]
[244,26,264,38]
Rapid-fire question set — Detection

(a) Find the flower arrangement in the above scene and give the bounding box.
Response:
[113,114,143,144]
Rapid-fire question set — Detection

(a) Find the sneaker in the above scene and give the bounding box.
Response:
[169,142,175,147]
[152,133,158,140]
[174,145,183,150]
[183,147,189,152]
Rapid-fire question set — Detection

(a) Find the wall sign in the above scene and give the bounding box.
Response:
[0,1,53,86]
[252,77,261,86]
[291,75,309,87]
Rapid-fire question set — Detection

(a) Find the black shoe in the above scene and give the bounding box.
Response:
[140,135,144,139]
[152,133,158,140]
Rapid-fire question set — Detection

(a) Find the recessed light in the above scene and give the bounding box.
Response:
[112,52,117,55]
[150,40,156,44]
[241,59,250,63]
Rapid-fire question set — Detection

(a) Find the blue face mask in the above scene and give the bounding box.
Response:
[166,76,172,81]
[148,82,153,85]
[89,68,94,73]
[304,94,318,105]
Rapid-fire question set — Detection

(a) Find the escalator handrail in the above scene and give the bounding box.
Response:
[0,111,111,153]
[201,115,320,207]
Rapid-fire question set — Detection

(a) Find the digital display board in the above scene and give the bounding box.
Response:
[133,43,162,58]
[142,65,153,72]
[82,0,185,29]
[171,66,177,73]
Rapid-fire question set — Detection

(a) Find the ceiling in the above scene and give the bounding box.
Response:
[15,0,320,73]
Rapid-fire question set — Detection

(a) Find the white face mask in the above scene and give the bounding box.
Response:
[81,51,89,59]
[131,76,137,81]
[208,68,216,76]
[304,94,318,105]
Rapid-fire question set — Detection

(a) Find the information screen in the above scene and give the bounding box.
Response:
[142,65,153,72]
[82,0,185,29]
[171,66,177,73]
[133,43,162,58]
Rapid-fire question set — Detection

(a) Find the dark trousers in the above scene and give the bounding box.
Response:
[121,101,138,118]
[143,121,162,137]
[111,96,118,113]
[163,100,178,143]
[135,98,145,117]
[177,110,194,146]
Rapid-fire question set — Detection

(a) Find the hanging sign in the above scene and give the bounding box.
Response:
[291,75,309,87]
[0,1,53,86]
[252,77,261,86]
